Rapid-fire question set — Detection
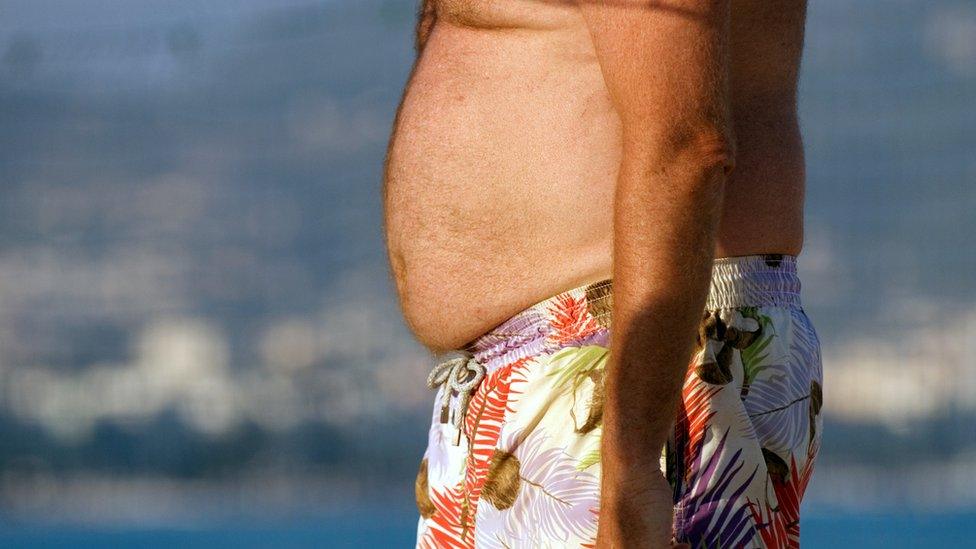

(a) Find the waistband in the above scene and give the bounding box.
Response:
[457,254,802,370]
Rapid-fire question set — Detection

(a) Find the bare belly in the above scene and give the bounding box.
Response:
[384,11,805,352]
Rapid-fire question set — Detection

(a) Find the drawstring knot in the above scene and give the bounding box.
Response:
[427,351,486,444]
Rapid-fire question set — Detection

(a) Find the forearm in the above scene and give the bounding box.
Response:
[585,0,734,469]
[578,3,736,543]
[597,130,731,548]
[604,140,729,468]
[581,0,735,480]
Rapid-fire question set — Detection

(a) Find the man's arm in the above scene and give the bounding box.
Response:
[578,1,735,546]
[415,0,437,54]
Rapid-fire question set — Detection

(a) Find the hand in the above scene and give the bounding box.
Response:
[596,468,687,548]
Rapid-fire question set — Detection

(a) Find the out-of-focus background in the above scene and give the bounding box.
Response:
[0,0,973,546]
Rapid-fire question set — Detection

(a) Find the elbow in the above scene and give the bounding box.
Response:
[684,126,736,179]
[624,122,737,184]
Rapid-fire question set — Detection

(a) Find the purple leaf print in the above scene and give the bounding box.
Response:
[744,308,822,457]
[475,429,600,547]
[676,427,759,548]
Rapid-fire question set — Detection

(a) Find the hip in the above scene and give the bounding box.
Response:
[414,254,824,548]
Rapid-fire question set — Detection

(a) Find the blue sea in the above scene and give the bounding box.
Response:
[0,510,971,548]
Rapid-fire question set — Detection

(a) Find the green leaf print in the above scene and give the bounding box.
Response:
[549,345,610,435]
[577,446,602,471]
[548,345,609,392]
[739,307,777,397]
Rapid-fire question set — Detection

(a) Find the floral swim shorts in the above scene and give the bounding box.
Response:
[415,254,824,548]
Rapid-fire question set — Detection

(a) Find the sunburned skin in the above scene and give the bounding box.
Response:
[383,0,807,353]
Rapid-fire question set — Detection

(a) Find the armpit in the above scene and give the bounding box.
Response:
[415,0,437,52]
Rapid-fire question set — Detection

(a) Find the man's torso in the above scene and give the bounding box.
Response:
[384,0,808,351]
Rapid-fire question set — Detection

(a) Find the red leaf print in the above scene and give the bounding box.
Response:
[746,446,818,549]
[419,484,474,549]
[677,372,722,480]
[419,359,531,548]
[461,358,530,537]
[547,294,599,344]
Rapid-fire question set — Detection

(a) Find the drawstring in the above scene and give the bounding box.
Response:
[427,351,486,445]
